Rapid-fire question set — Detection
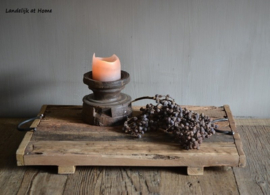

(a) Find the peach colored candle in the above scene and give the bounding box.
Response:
[92,53,121,82]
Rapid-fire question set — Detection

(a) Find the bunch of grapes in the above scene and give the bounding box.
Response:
[123,95,216,150]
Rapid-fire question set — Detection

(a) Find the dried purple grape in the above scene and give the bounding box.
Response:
[122,95,215,150]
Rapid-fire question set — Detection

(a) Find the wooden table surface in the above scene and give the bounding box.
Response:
[0,118,269,195]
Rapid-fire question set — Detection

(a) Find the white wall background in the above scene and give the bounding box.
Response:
[0,0,270,117]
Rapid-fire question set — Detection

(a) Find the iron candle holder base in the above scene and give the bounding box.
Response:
[82,71,132,126]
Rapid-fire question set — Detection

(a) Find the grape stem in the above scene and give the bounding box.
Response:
[132,95,175,105]
[131,96,155,103]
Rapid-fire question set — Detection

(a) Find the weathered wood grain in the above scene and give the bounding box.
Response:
[58,166,76,174]
[17,167,67,195]
[16,105,47,166]
[60,166,239,195]
[34,117,234,143]
[16,105,243,175]
[16,132,33,166]
[224,105,246,167]
[235,118,270,126]
[3,117,268,194]
[31,128,234,143]
[23,141,238,167]
[187,167,204,175]
[0,118,28,195]
[233,119,270,195]
[160,167,239,194]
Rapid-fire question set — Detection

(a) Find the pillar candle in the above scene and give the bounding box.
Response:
[92,53,121,82]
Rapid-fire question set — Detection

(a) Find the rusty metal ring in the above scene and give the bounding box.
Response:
[17,114,43,131]
[211,118,234,135]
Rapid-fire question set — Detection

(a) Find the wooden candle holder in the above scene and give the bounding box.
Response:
[82,71,132,126]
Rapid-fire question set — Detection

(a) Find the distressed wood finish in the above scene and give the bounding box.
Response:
[224,105,246,167]
[1,118,268,194]
[58,166,76,174]
[233,120,270,194]
[16,105,47,166]
[187,167,204,175]
[16,105,245,175]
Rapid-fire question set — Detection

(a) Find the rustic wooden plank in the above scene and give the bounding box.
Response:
[16,168,67,195]
[31,128,178,143]
[58,166,76,174]
[224,105,246,167]
[187,167,204,175]
[160,167,239,194]
[24,155,238,168]
[233,120,270,195]
[36,104,231,134]
[16,105,47,166]
[43,105,83,123]
[2,118,242,195]
[23,141,238,167]
[42,106,230,133]
[31,122,234,143]
[32,130,234,143]
[25,141,238,155]
[16,132,33,166]
[33,105,233,143]
[0,118,28,195]
[60,166,239,195]
[235,118,270,126]
[17,105,242,179]
[39,119,231,131]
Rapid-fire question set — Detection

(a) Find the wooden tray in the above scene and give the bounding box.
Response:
[16,105,246,175]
